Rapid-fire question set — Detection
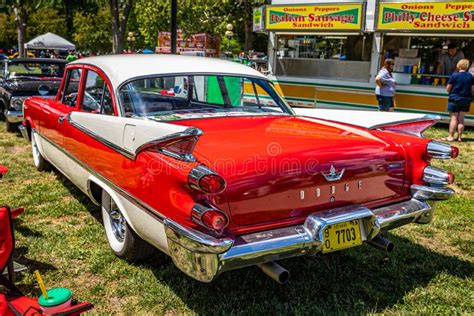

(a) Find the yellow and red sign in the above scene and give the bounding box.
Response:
[264,4,364,31]
[377,2,474,31]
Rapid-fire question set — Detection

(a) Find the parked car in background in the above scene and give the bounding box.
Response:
[21,55,458,283]
[0,58,67,132]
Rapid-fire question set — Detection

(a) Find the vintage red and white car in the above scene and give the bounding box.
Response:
[21,55,458,283]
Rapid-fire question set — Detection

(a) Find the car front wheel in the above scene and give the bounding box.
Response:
[101,190,154,261]
[31,131,51,172]
[5,120,17,133]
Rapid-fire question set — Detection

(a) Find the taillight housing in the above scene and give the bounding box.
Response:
[427,141,459,159]
[191,204,229,232]
[189,165,226,194]
[423,166,455,186]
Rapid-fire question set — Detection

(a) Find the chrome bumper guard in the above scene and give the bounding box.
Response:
[18,125,30,142]
[5,110,23,123]
[165,184,454,282]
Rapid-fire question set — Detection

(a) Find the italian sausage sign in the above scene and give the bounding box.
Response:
[264,4,364,31]
[377,2,474,31]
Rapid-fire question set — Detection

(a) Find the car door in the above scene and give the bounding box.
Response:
[62,67,117,193]
[39,67,83,173]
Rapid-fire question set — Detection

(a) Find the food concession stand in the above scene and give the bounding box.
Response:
[255,0,474,124]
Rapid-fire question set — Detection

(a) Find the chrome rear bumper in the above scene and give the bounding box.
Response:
[165,184,454,282]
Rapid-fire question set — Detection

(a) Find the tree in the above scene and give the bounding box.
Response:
[109,0,134,53]
[59,0,100,39]
[73,9,112,54]
[3,0,64,57]
[0,13,17,50]
[133,0,169,48]
[27,8,68,40]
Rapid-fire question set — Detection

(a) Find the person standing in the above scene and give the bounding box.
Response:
[437,43,464,76]
[375,59,396,112]
[66,51,78,62]
[444,59,473,142]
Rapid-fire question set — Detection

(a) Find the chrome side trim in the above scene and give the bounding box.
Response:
[427,141,453,159]
[68,114,202,162]
[410,184,455,201]
[422,166,450,186]
[35,131,166,222]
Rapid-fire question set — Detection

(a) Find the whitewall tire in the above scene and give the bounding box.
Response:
[101,190,154,261]
[31,132,51,172]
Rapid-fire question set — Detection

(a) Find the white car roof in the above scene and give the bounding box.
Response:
[70,54,267,88]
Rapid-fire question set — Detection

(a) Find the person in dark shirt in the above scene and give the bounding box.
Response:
[444,59,473,142]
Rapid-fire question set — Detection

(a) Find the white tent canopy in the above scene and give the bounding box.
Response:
[25,32,75,50]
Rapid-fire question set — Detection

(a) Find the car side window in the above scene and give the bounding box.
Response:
[82,70,114,115]
[61,69,82,107]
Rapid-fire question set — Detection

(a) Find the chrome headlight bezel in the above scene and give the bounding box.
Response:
[10,96,27,111]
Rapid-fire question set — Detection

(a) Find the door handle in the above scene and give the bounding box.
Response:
[58,115,66,124]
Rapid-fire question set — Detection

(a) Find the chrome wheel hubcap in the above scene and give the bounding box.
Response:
[108,200,126,242]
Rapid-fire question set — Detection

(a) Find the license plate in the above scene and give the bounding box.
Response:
[322,220,362,253]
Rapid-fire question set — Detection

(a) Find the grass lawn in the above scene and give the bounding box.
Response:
[0,122,472,314]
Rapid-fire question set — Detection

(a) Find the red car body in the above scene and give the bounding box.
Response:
[21,55,457,283]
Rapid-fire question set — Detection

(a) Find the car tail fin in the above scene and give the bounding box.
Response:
[372,117,439,137]
[137,127,203,162]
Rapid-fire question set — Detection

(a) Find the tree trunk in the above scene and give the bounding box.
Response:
[14,6,27,58]
[244,19,253,53]
[109,0,134,54]
[243,0,253,54]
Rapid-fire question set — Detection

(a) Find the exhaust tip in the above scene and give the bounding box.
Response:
[368,235,394,253]
[386,241,394,253]
[258,262,290,284]
[278,270,290,284]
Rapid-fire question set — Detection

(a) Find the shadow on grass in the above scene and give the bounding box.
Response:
[51,169,102,221]
[14,218,43,238]
[145,234,473,314]
[13,246,57,274]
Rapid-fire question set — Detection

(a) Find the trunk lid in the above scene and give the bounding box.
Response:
[174,115,406,227]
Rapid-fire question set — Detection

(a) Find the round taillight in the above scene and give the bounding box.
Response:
[201,210,228,231]
[188,165,227,195]
[450,145,459,159]
[198,174,226,194]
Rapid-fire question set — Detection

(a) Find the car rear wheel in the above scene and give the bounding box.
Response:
[31,131,51,172]
[101,190,154,261]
